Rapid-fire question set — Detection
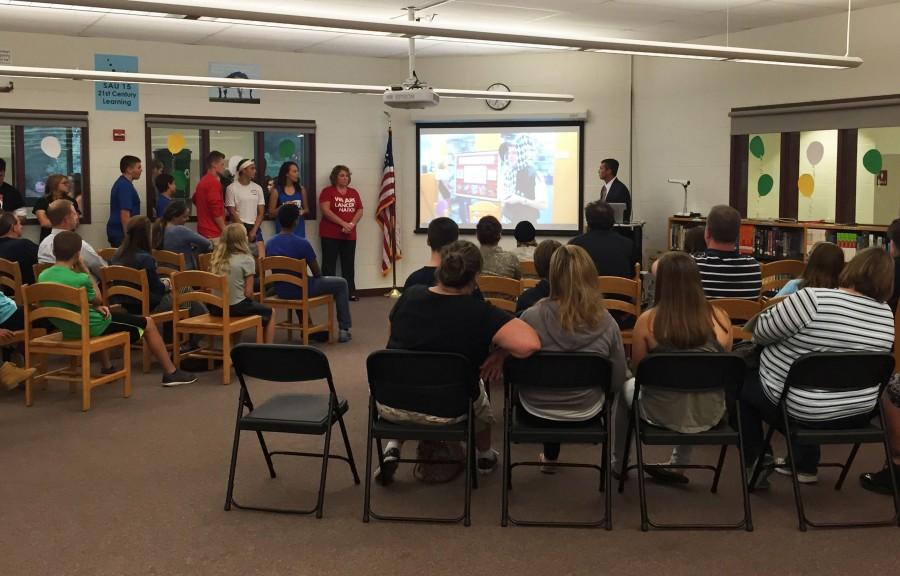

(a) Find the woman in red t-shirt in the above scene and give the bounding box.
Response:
[319,165,364,300]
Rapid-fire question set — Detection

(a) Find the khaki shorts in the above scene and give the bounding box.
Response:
[376,380,494,431]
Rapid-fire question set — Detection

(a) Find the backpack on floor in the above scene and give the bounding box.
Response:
[413,440,465,484]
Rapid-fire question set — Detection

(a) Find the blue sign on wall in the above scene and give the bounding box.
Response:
[94,54,139,111]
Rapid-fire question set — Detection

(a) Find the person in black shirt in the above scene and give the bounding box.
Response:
[0,212,39,285]
[378,240,541,484]
[569,200,635,278]
[403,216,458,290]
[516,239,560,314]
[0,158,24,213]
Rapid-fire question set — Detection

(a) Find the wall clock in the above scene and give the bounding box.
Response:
[485,82,511,111]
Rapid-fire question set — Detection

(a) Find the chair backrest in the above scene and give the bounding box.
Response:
[598,267,641,320]
[100,265,150,315]
[197,252,212,272]
[259,256,310,303]
[505,352,613,398]
[711,298,762,341]
[783,352,895,398]
[366,350,476,420]
[520,278,540,292]
[635,352,745,395]
[33,262,53,282]
[760,259,805,295]
[152,249,186,278]
[231,343,335,393]
[98,247,117,263]
[520,260,537,278]
[477,275,520,313]
[0,257,24,305]
[22,282,90,340]
[761,295,785,310]
[172,270,228,320]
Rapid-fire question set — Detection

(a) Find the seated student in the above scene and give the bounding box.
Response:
[681,226,707,255]
[37,199,106,280]
[693,205,761,299]
[0,290,38,391]
[618,251,733,483]
[569,200,634,278]
[265,203,352,343]
[209,223,276,344]
[404,216,459,289]
[111,216,171,313]
[0,211,39,285]
[151,200,213,271]
[39,231,196,387]
[476,215,521,279]
[743,248,895,487]
[377,240,541,483]
[519,244,627,472]
[511,221,538,261]
[155,172,175,220]
[776,242,843,297]
[515,239,561,314]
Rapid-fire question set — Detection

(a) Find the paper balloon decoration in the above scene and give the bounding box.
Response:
[278,138,296,159]
[749,136,765,159]
[167,133,186,154]
[862,148,883,175]
[806,141,824,166]
[798,173,815,198]
[40,136,61,159]
[228,155,242,176]
[757,174,774,197]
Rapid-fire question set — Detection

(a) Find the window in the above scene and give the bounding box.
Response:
[856,126,900,225]
[746,133,780,219]
[0,110,91,221]
[145,116,316,219]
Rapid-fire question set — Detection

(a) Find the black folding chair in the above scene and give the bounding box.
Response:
[363,350,478,526]
[618,353,752,531]
[224,344,360,518]
[501,352,613,529]
[748,352,899,531]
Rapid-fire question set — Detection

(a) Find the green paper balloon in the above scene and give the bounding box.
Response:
[278,138,296,159]
[749,136,765,159]
[757,174,774,197]
[862,148,882,175]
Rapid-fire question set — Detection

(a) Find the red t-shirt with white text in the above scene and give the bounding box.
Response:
[194,173,225,239]
[319,186,363,241]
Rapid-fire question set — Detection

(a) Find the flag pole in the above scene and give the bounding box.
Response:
[386,207,401,298]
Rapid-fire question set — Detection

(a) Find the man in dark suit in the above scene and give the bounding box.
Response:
[598,158,631,223]
[569,200,635,278]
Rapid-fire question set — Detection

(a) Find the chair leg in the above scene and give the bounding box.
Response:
[336,413,360,484]
[142,339,151,374]
[463,417,474,527]
[224,426,243,511]
[617,412,635,494]
[122,342,132,399]
[302,306,310,346]
[735,405,754,532]
[711,445,728,493]
[604,432,613,530]
[501,396,511,527]
[172,325,181,369]
[255,320,263,344]
[81,350,91,412]
[835,443,860,491]
[749,425,777,493]
[221,332,231,386]
[316,409,335,519]
[285,309,293,342]
[781,416,808,531]
[363,406,375,523]
[329,298,335,343]
[255,432,277,478]
[25,347,34,407]
[633,419,650,531]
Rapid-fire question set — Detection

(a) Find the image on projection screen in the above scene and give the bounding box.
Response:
[417,123,582,233]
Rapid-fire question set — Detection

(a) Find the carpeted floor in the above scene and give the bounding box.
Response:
[2,296,898,576]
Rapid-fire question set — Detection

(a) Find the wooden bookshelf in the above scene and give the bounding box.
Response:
[668,216,889,261]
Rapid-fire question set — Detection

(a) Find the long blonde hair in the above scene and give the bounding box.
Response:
[210,223,250,275]
[549,244,606,332]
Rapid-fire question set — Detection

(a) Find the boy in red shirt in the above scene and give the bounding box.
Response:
[194,151,227,239]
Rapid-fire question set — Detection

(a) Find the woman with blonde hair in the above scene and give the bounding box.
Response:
[209,223,275,343]
[519,244,627,472]
[33,174,77,240]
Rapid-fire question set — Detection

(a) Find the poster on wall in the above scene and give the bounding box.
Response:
[94,54,139,111]
[208,63,261,104]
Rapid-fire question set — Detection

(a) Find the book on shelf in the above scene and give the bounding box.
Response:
[806,228,827,256]
[739,224,754,255]
[752,226,802,259]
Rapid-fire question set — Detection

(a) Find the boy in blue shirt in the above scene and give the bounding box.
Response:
[107,155,142,246]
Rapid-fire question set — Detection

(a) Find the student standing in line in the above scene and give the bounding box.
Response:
[33,174,76,241]
[107,155,143,247]
[224,158,266,257]
[319,165,363,300]
[194,151,227,240]
[268,161,309,238]
[0,158,24,213]
[155,172,176,220]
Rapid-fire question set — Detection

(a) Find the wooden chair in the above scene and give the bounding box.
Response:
[477,275,520,313]
[0,259,47,383]
[152,249,186,279]
[520,260,537,278]
[197,252,212,272]
[760,259,805,297]
[100,266,187,373]
[98,247,117,263]
[171,270,263,386]
[22,282,131,411]
[597,263,642,344]
[259,256,334,345]
[33,262,53,282]
[711,298,762,342]
[762,295,786,310]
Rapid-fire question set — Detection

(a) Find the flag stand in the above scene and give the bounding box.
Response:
[385,211,401,298]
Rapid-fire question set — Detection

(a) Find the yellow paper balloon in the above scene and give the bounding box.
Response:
[798,173,815,198]
[167,133,186,154]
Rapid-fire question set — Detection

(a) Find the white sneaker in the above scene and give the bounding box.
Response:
[477,448,499,475]
[773,457,818,484]
[539,452,558,475]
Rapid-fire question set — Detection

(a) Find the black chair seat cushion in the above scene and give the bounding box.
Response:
[510,405,607,444]
[372,418,469,442]
[790,424,885,445]
[240,394,348,434]
[639,419,738,446]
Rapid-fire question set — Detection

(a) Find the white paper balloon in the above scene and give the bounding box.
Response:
[228,155,242,177]
[40,136,61,159]
[806,141,824,166]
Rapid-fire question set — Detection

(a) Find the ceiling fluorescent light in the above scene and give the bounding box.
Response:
[587,49,723,61]
[0,64,574,102]
[730,59,845,69]
[32,0,865,69]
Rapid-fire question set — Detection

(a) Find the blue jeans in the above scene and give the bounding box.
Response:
[310,276,352,331]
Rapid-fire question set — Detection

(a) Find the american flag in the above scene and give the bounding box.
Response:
[376,129,401,275]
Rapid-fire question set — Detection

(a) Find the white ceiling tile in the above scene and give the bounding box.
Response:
[196,24,344,51]
[0,5,102,35]
[82,14,231,43]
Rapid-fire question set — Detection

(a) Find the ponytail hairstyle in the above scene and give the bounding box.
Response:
[151,200,187,250]
[436,240,482,289]
[210,223,250,275]
[114,215,152,267]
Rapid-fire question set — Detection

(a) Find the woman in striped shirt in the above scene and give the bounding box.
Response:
[740,248,895,484]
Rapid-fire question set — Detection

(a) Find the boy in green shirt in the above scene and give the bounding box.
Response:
[39,231,197,387]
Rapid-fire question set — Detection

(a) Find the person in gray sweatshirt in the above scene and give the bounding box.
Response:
[151,200,213,270]
[519,244,627,471]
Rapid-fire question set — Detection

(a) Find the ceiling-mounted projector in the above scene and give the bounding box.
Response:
[383,84,440,109]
